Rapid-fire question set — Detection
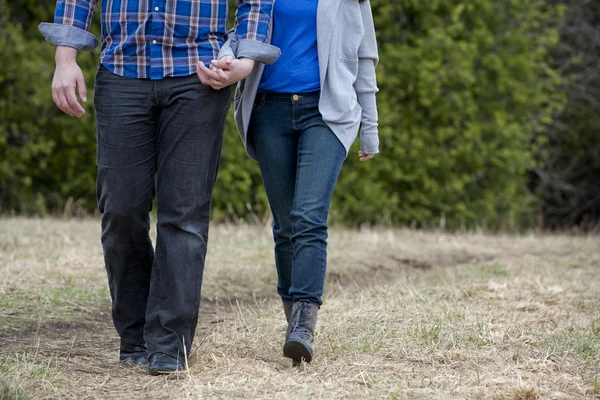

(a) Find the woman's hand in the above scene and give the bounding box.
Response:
[358,151,375,162]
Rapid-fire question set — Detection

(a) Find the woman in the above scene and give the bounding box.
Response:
[198,0,380,364]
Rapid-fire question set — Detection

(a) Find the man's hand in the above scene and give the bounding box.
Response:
[52,46,87,118]
[358,151,375,162]
[196,56,255,90]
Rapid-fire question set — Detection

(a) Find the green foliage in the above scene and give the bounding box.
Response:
[332,0,562,229]
[0,0,100,214]
[0,0,564,229]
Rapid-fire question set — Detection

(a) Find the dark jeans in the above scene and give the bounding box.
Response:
[248,91,346,306]
[94,66,231,359]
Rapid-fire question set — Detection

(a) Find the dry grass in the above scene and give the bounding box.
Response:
[0,218,599,399]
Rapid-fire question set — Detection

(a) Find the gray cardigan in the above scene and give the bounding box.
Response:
[221,0,380,160]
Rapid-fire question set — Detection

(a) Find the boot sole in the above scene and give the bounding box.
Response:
[283,339,313,363]
[149,368,185,376]
[120,359,148,366]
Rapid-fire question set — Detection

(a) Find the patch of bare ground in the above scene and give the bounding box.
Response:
[0,218,598,399]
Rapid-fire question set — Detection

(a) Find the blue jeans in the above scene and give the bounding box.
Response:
[248,91,346,306]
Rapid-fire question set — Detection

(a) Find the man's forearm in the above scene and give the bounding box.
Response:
[55,46,78,65]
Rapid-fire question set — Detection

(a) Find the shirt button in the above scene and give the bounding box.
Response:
[154,6,159,11]
[152,40,157,44]
[292,94,299,101]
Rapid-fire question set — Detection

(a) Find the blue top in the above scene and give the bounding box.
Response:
[259,0,320,93]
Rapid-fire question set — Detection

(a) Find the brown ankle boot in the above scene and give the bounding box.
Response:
[283,302,318,363]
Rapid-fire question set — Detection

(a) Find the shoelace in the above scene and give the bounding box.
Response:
[291,303,312,341]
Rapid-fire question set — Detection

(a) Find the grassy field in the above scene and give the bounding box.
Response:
[0,218,599,399]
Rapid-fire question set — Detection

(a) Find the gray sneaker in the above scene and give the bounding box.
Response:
[283,302,319,363]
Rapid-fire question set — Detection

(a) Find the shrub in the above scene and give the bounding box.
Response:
[330,0,562,229]
[0,0,99,215]
[0,0,563,230]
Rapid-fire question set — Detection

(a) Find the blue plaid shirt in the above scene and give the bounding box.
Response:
[48,0,273,79]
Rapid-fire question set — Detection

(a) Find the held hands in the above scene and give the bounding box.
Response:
[52,46,87,118]
[196,56,255,90]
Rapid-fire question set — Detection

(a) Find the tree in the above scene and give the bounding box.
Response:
[535,0,600,231]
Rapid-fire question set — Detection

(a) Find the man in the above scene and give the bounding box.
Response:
[39,0,279,375]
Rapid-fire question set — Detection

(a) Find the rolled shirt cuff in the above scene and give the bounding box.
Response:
[235,39,280,65]
[38,23,99,51]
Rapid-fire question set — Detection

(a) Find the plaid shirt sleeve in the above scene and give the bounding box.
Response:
[234,0,273,42]
[39,0,99,51]
[54,0,99,31]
